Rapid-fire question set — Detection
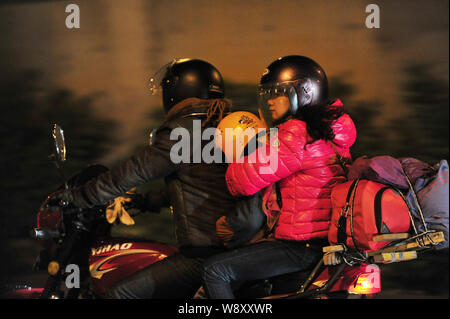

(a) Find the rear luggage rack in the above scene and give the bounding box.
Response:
[263,232,444,299]
[322,231,445,266]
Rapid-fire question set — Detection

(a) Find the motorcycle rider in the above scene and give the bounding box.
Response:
[202,55,357,298]
[51,58,262,298]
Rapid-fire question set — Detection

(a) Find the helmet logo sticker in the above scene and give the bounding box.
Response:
[238,114,257,127]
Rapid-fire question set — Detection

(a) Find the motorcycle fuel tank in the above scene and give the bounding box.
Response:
[89,238,178,296]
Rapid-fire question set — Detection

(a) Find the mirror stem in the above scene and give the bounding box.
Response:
[52,157,69,189]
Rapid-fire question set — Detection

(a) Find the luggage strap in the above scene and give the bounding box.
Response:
[396,174,438,247]
[403,174,429,233]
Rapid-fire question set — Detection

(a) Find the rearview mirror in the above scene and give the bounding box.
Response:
[52,124,66,162]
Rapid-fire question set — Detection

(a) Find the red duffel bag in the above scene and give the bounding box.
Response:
[328,179,411,251]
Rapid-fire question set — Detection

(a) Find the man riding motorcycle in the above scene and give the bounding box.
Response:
[50,58,262,298]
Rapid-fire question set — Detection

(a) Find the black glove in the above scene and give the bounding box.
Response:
[47,187,94,209]
[130,189,169,213]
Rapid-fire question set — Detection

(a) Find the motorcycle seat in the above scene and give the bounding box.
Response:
[234,269,311,298]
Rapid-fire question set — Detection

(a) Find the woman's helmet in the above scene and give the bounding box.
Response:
[149,58,225,113]
[215,111,267,162]
[258,55,329,118]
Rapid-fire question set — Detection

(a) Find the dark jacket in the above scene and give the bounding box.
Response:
[70,98,239,257]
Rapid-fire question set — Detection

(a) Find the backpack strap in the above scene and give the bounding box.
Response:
[348,179,362,252]
[330,142,352,179]
[374,186,392,234]
[337,179,359,247]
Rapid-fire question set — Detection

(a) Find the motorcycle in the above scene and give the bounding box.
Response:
[2,124,444,299]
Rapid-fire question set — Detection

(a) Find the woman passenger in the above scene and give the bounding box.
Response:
[202,55,357,298]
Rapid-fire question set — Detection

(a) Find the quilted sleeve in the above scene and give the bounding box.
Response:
[226,120,307,196]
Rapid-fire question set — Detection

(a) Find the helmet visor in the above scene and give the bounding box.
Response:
[257,82,296,110]
[148,59,182,95]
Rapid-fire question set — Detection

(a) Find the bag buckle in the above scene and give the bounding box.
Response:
[341,203,350,217]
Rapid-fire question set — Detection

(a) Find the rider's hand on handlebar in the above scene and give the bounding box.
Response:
[46,189,73,209]
[47,186,98,210]
[119,189,162,213]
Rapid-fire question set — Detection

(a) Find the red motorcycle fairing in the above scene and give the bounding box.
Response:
[89,238,178,296]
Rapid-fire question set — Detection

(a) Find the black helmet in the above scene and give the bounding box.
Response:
[149,58,225,113]
[258,55,329,116]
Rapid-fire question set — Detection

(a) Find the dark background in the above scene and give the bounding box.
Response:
[0,0,448,298]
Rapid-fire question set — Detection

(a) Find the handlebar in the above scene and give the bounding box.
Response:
[45,198,70,209]
[44,190,153,223]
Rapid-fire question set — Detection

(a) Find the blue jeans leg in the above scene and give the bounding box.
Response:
[202,240,322,299]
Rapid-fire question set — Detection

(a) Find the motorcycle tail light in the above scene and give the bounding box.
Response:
[348,265,381,295]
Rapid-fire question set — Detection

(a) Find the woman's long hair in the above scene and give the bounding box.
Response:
[295,101,345,144]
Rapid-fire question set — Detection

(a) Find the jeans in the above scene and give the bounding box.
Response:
[106,253,204,299]
[202,239,324,299]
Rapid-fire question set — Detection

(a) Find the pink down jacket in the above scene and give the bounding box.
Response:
[226,99,357,241]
